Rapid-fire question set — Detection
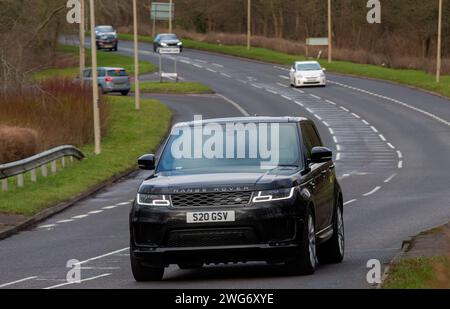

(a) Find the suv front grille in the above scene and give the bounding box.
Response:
[171,191,252,208]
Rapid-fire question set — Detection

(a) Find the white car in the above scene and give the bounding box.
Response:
[289,61,326,87]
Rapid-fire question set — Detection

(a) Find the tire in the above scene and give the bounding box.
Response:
[114,44,118,52]
[178,263,203,270]
[285,209,317,275]
[318,199,345,264]
[130,251,164,282]
[121,90,130,96]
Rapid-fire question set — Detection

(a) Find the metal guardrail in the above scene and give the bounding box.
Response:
[0,145,84,191]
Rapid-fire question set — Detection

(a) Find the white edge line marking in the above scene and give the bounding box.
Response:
[398,161,403,169]
[362,120,370,125]
[72,215,88,219]
[336,144,341,151]
[379,134,386,141]
[0,276,37,288]
[276,82,288,88]
[351,113,361,119]
[363,186,381,197]
[336,153,341,161]
[216,94,249,116]
[251,84,263,89]
[329,128,334,135]
[281,95,292,101]
[279,75,289,80]
[315,114,322,120]
[266,89,278,95]
[326,100,336,105]
[220,73,231,78]
[322,121,330,127]
[310,94,321,100]
[333,136,338,143]
[102,206,117,210]
[340,106,350,112]
[343,199,357,206]
[76,248,129,266]
[56,219,74,224]
[88,210,104,214]
[38,224,56,229]
[294,100,304,106]
[387,142,395,149]
[397,151,403,159]
[384,174,397,183]
[306,108,313,113]
[371,126,379,133]
[43,273,112,290]
[294,89,305,93]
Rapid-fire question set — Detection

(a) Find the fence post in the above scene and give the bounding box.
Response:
[1,179,7,192]
[51,160,57,174]
[42,164,48,177]
[17,174,24,187]
[61,157,66,168]
[31,169,37,183]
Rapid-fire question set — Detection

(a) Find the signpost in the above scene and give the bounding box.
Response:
[157,47,180,82]
[151,2,175,36]
[305,37,329,59]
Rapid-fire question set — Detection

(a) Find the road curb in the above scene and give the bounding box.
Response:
[0,114,174,242]
[378,237,414,288]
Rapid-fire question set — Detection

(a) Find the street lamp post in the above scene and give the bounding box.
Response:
[328,0,332,63]
[89,0,101,155]
[436,0,443,83]
[169,0,173,33]
[79,0,85,86]
[133,0,141,110]
[247,0,251,50]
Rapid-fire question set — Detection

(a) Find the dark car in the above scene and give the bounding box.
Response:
[153,33,183,53]
[95,25,118,51]
[129,117,344,281]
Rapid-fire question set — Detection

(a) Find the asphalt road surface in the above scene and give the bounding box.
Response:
[1,38,449,289]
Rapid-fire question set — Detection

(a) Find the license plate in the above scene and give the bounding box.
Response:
[187,211,235,224]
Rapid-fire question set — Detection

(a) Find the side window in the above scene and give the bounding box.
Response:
[301,123,322,157]
[98,69,106,77]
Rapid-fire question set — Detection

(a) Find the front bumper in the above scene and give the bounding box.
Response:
[295,77,326,86]
[130,196,307,266]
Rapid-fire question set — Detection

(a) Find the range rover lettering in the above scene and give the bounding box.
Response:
[129,117,344,281]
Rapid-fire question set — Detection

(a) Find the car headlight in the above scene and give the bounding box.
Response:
[177,42,183,46]
[252,188,295,203]
[137,194,171,206]
[161,42,168,47]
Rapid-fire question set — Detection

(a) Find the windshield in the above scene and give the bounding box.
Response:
[296,63,322,71]
[157,122,302,174]
[97,26,114,33]
[107,69,128,77]
[160,34,178,41]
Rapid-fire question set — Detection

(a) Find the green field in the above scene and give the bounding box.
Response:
[34,45,157,81]
[119,33,450,99]
[134,81,212,94]
[0,97,171,216]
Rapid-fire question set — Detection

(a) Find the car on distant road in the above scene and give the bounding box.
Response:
[95,25,119,51]
[153,33,183,53]
[129,116,344,281]
[289,61,326,87]
[82,67,131,96]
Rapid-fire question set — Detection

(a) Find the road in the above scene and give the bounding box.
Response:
[1,38,449,289]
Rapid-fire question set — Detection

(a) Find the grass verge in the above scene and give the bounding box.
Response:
[33,45,157,81]
[119,33,450,98]
[0,97,171,216]
[133,81,212,94]
[383,256,450,289]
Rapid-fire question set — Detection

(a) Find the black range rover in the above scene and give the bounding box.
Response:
[130,117,344,281]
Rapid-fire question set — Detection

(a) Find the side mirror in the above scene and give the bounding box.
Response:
[311,147,333,164]
[138,154,156,170]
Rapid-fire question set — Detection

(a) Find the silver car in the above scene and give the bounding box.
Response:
[83,67,131,96]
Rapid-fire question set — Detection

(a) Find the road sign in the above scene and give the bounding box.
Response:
[158,47,181,54]
[151,2,174,21]
[306,37,329,46]
[161,72,178,79]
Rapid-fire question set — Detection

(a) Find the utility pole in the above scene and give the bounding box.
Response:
[247,0,251,49]
[436,0,443,83]
[328,0,332,63]
[133,0,141,110]
[89,0,101,155]
[79,0,85,86]
[169,0,173,33]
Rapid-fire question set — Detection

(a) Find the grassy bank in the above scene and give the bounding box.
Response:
[0,97,171,216]
[34,45,157,81]
[133,81,212,94]
[383,256,450,289]
[119,33,450,98]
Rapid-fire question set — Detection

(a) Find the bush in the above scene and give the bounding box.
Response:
[0,78,109,163]
[0,126,39,164]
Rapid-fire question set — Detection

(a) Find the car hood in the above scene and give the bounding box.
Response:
[138,169,301,194]
[160,39,180,44]
[297,70,323,77]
